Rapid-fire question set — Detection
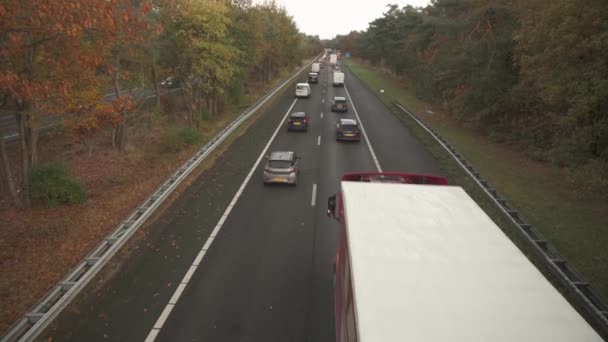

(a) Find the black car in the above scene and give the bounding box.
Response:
[308,72,319,83]
[160,76,180,88]
[331,97,348,112]
[336,118,361,141]
[287,112,309,131]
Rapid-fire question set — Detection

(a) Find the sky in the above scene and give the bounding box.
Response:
[254,0,431,40]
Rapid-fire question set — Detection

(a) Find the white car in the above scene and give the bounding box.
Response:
[295,83,311,98]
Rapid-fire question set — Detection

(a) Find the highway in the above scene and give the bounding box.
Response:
[1,87,167,142]
[47,63,442,341]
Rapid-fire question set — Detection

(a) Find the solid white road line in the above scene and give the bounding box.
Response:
[317,135,321,146]
[344,84,383,172]
[144,98,299,342]
[311,184,317,207]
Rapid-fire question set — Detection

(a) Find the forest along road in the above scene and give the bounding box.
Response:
[46,63,441,342]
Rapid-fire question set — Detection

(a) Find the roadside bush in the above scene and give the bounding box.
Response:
[226,80,245,106]
[198,108,211,122]
[30,162,86,207]
[161,126,204,152]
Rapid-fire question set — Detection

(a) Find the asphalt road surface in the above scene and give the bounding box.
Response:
[2,87,165,142]
[46,63,442,342]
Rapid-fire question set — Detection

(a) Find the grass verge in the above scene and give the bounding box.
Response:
[345,58,608,333]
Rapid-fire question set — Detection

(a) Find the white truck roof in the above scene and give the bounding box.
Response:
[341,181,602,342]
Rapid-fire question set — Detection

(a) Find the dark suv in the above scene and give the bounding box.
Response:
[287,112,309,131]
[308,72,319,83]
[263,151,300,185]
[336,118,361,141]
[331,97,348,112]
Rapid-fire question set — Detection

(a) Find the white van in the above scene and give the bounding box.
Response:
[333,71,345,87]
[295,83,311,98]
[311,63,320,73]
[330,54,338,65]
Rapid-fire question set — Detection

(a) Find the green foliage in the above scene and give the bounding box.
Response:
[161,127,205,152]
[29,162,86,207]
[226,80,245,106]
[161,0,320,117]
[515,0,608,167]
[346,0,608,189]
[198,108,211,122]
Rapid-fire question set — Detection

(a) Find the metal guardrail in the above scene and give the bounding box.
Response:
[392,100,608,336]
[0,56,318,342]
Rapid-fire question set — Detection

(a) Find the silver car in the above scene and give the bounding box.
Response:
[263,151,300,185]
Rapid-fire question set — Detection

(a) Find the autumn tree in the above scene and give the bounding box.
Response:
[0,0,117,207]
[174,0,239,121]
[104,0,157,151]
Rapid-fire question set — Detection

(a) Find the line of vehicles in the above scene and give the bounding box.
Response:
[264,52,360,186]
[266,48,603,341]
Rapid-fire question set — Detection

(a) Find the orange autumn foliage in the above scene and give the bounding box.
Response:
[0,0,155,138]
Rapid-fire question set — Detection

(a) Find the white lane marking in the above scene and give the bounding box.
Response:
[320,112,323,119]
[168,283,187,304]
[344,84,383,172]
[152,304,174,330]
[322,98,325,103]
[145,98,299,342]
[181,265,197,283]
[317,135,321,146]
[146,329,160,342]
[311,184,317,207]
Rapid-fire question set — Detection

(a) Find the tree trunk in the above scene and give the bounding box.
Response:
[112,54,126,151]
[16,113,30,207]
[29,122,38,167]
[206,96,211,117]
[84,137,94,158]
[151,58,161,109]
[114,119,126,152]
[113,58,121,99]
[263,56,268,84]
[0,127,22,208]
[266,55,271,84]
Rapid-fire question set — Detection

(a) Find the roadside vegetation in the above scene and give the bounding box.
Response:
[0,0,320,333]
[161,127,205,153]
[328,0,608,195]
[29,162,87,208]
[0,0,321,209]
[336,0,608,302]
